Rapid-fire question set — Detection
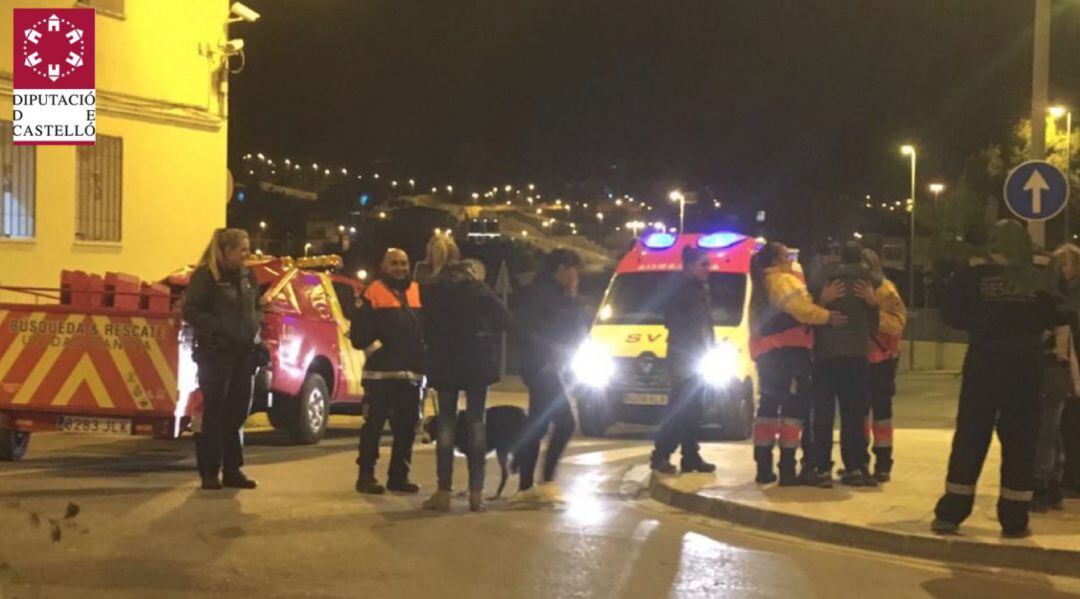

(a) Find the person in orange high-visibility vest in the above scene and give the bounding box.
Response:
[749,242,846,486]
[351,248,426,496]
[861,249,907,483]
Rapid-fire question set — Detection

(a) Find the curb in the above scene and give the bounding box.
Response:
[649,475,1080,578]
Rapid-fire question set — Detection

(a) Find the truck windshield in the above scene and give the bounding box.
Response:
[600,272,746,326]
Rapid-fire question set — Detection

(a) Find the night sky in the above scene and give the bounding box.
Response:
[230,1,1080,205]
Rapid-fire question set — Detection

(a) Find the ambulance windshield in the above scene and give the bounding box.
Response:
[601,272,746,326]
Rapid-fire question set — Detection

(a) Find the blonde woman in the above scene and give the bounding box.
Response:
[183,228,263,491]
[413,232,461,284]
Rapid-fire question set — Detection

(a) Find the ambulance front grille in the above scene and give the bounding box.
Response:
[613,355,669,390]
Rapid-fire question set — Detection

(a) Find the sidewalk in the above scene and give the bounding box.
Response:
[650,428,1080,577]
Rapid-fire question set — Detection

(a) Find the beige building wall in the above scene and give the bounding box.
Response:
[0,0,231,299]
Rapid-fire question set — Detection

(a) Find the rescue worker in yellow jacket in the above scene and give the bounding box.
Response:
[861,249,907,483]
[749,242,846,486]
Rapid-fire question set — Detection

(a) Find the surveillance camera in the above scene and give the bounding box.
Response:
[230,2,261,23]
[224,39,245,54]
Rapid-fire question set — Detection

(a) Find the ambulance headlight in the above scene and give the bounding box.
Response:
[571,340,616,388]
[698,342,740,387]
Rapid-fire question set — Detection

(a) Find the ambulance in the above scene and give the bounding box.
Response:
[569,231,759,439]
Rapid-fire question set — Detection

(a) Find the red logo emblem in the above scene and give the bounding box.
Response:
[14,9,95,89]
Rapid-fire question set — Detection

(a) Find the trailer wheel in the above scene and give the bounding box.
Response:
[0,428,30,462]
[291,373,329,445]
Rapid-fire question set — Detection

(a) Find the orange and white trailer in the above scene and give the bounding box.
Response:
[0,271,188,461]
[0,255,368,461]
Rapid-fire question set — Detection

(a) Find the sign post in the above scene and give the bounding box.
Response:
[1003,161,1069,232]
[494,261,512,378]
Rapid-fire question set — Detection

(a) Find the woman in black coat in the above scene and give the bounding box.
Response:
[421,259,512,512]
[182,228,263,491]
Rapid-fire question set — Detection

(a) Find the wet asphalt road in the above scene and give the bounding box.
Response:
[1,383,1079,598]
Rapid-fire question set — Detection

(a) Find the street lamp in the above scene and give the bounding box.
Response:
[929,182,945,200]
[304,242,313,257]
[1051,104,1073,237]
[669,190,686,233]
[900,144,917,371]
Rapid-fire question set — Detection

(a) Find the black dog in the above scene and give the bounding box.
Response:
[423,405,528,499]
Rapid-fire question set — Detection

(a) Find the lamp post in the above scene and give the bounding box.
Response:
[258,220,267,252]
[1051,105,1073,238]
[901,144,917,371]
[1029,0,1051,247]
[929,182,945,201]
[669,190,686,233]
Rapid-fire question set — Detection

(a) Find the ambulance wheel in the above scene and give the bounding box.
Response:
[291,373,329,445]
[0,428,30,462]
[718,381,754,441]
[577,396,611,438]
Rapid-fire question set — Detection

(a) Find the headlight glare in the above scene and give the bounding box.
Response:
[698,342,740,386]
[571,340,615,388]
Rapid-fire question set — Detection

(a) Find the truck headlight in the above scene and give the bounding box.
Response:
[571,340,615,388]
[698,342,740,387]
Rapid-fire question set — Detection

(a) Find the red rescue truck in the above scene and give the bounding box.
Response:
[0,255,366,461]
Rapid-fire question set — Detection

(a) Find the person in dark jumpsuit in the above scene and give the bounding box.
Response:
[183,228,263,491]
[933,220,1057,538]
[650,245,718,475]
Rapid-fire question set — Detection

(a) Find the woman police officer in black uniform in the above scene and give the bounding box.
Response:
[183,228,264,490]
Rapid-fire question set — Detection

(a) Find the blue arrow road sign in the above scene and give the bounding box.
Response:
[1003,160,1069,221]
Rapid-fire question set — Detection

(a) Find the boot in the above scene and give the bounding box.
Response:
[387,479,421,494]
[200,476,223,491]
[222,470,258,490]
[650,451,678,475]
[797,468,833,489]
[422,490,452,512]
[841,469,878,488]
[778,449,799,487]
[931,518,959,535]
[469,490,487,512]
[355,473,386,495]
[681,455,717,474]
[754,446,776,484]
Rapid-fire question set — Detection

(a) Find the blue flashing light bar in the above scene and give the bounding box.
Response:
[697,232,746,249]
[642,232,677,249]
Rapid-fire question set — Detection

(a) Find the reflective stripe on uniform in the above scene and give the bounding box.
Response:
[778,418,803,449]
[1000,487,1034,502]
[946,482,976,496]
[753,417,780,447]
[749,326,813,359]
[362,370,424,382]
[871,418,893,447]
